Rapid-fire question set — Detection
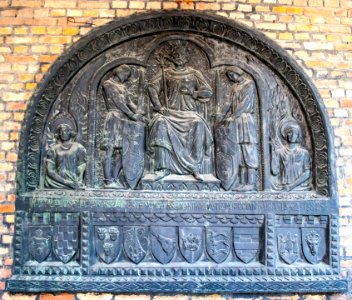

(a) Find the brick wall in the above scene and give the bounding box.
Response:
[0,0,351,299]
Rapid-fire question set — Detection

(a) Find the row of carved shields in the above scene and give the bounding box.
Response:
[27,224,325,266]
[277,227,326,265]
[95,226,261,265]
[28,225,78,264]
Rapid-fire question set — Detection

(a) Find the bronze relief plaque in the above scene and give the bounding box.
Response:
[7,12,346,294]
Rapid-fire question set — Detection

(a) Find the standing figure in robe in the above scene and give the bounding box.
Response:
[45,115,86,189]
[271,122,311,191]
[101,64,145,189]
[228,68,259,190]
[216,67,259,191]
[148,42,213,181]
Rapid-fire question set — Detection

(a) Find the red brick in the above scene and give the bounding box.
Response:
[16,8,34,18]
[39,55,57,63]
[6,152,17,162]
[12,0,42,7]
[3,121,21,131]
[44,0,76,8]
[304,7,334,16]
[2,293,37,300]
[76,294,114,300]
[0,281,5,291]
[196,2,221,10]
[341,99,352,108]
[162,2,178,9]
[4,257,13,266]
[39,36,72,44]
[1,9,18,17]
[6,55,37,64]
[77,1,109,8]
[6,36,38,44]
[0,18,25,26]
[7,194,16,202]
[6,102,27,111]
[24,18,58,26]
[0,268,12,279]
[0,204,15,213]
[40,293,75,300]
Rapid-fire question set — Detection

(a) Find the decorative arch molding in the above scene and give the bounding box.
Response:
[8,12,346,294]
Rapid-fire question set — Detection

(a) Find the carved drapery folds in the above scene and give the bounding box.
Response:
[15,13,332,196]
[39,36,314,194]
[45,113,86,189]
[8,12,345,294]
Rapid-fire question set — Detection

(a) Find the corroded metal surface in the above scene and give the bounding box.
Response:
[7,12,346,294]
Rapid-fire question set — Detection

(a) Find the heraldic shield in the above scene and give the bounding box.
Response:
[206,227,231,263]
[53,224,79,264]
[234,227,260,263]
[277,228,300,265]
[95,226,121,264]
[123,226,148,264]
[179,227,204,263]
[122,122,146,189]
[151,226,177,264]
[215,122,239,191]
[28,226,52,263]
[302,228,326,264]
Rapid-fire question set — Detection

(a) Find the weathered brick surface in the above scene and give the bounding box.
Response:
[0,0,351,299]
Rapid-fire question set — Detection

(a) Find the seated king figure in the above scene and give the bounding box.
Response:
[148,42,213,181]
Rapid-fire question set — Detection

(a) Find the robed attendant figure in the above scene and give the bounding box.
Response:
[271,122,311,191]
[148,43,213,181]
[101,64,145,189]
[45,114,86,189]
[215,67,259,191]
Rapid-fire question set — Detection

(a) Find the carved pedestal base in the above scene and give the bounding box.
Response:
[6,195,348,294]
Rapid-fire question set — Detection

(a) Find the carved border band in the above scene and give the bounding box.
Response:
[13,211,24,275]
[7,277,347,293]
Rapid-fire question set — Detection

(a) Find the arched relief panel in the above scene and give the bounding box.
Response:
[16,13,331,197]
[38,33,315,193]
[8,12,345,294]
